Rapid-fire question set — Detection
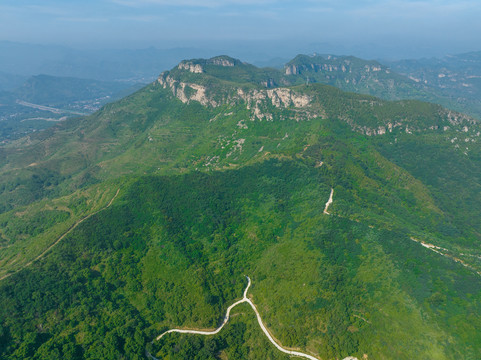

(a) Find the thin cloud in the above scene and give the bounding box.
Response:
[57,17,109,23]
[110,0,282,7]
[119,15,164,22]
[350,0,481,17]
[303,6,334,13]
[26,5,71,16]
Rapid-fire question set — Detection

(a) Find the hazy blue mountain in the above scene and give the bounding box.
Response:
[0,72,27,92]
[0,41,219,82]
[387,51,481,118]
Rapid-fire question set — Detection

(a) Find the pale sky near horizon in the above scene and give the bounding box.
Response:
[1,0,481,58]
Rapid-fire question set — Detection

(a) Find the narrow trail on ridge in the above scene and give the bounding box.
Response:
[0,188,121,282]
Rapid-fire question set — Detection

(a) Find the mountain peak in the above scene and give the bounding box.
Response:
[208,55,243,67]
[176,55,245,73]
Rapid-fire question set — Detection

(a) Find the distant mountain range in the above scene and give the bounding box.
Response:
[387,51,481,118]
[0,71,27,92]
[2,41,481,120]
[0,41,219,82]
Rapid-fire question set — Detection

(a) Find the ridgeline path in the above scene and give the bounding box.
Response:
[0,188,120,282]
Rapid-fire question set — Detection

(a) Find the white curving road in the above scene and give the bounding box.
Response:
[155,276,320,360]
[323,188,334,215]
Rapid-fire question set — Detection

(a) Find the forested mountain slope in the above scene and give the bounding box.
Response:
[0,56,480,360]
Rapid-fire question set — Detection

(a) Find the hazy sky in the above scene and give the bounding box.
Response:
[1,0,481,58]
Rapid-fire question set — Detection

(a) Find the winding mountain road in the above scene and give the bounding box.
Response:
[156,276,320,360]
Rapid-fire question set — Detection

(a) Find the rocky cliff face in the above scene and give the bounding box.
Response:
[177,61,204,74]
[285,64,299,75]
[345,107,478,137]
[211,57,236,67]
[157,71,317,121]
[285,58,386,76]
[157,73,215,106]
[176,56,243,74]
[237,87,315,121]
[261,78,277,88]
